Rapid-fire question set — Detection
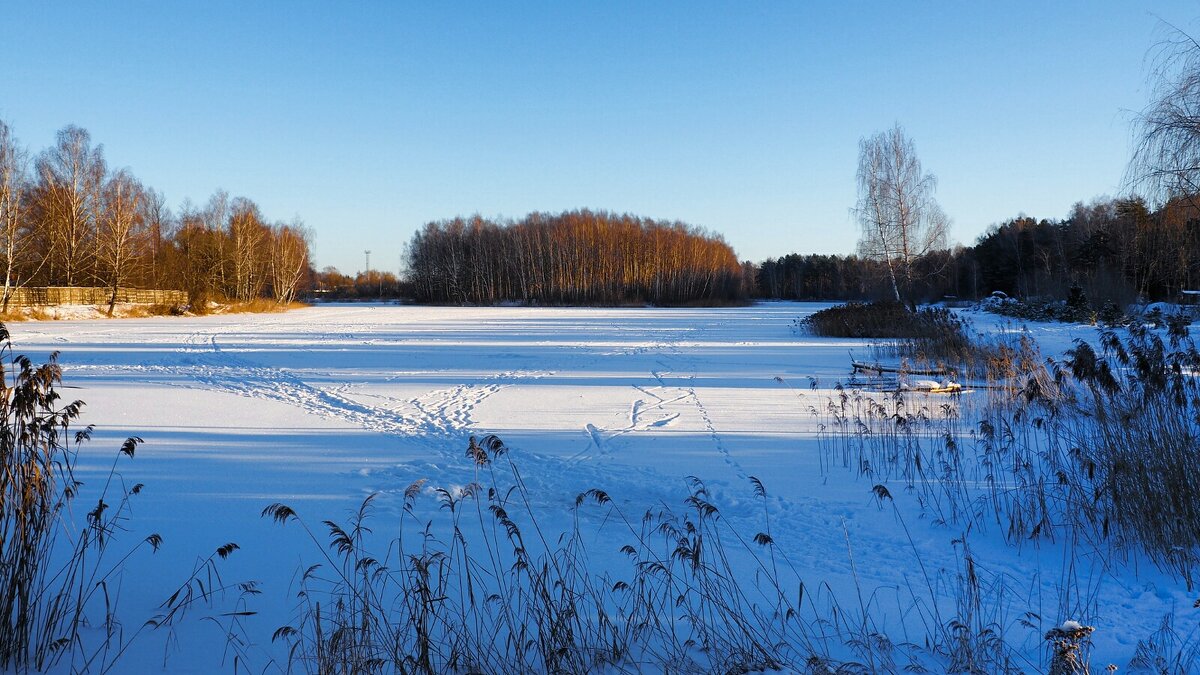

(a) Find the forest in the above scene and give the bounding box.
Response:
[754,32,1200,313]
[0,121,311,312]
[404,211,746,305]
[756,196,1200,307]
[390,192,1200,310]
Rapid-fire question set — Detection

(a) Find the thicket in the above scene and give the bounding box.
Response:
[1062,317,1200,584]
[981,285,1129,325]
[405,211,747,306]
[804,303,1200,589]
[800,302,980,374]
[0,120,312,311]
[800,302,965,340]
[309,268,406,301]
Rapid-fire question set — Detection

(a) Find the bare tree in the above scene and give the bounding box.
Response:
[269,220,310,304]
[1129,25,1200,208]
[404,210,744,305]
[854,124,949,308]
[96,169,146,315]
[228,198,268,301]
[0,121,32,311]
[34,126,106,286]
[169,201,223,307]
[140,187,171,288]
[0,124,314,310]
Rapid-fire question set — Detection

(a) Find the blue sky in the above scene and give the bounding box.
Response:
[2,2,1196,274]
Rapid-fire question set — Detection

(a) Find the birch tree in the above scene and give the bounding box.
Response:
[269,220,310,304]
[1130,26,1200,209]
[35,126,106,286]
[228,198,268,301]
[0,121,31,311]
[140,187,171,288]
[854,125,949,309]
[96,169,145,315]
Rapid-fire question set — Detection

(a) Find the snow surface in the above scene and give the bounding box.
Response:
[8,302,1189,672]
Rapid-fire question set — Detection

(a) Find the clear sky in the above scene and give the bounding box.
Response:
[2,2,1197,274]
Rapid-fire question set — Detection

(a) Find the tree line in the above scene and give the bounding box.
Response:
[345,191,1200,309]
[312,268,404,300]
[19,19,1198,315]
[752,196,1200,307]
[405,211,746,305]
[0,121,311,312]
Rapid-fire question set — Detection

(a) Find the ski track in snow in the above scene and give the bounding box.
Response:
[164,316,867,581]
[168,326,544,454]
[150,316,800,555]
[55,314,963,588]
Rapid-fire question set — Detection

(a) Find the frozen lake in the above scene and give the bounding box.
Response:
[8,303,1180,672]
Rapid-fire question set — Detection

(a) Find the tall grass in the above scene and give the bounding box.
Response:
[816,319,1200,569]
[266,437,821,673]
[1061,317,1200,587]
[0,324,159,671]
[800,301,1024,379]
[0,323,246,673]
[260,309,1200,672]
[262,434,1051,674]
[809,315,1200,670]
[218,299,308,314]
[802,302,970,345]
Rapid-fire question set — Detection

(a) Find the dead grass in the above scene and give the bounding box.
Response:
[261,435,1038,674]
[119,302,188,318]
[213,299,308,314]
[0,325,159,671]
[265,436,828,673]
[812,317,1200,671]
[0,298,305,321]
[0,307,51,322]
[802,302,982,374]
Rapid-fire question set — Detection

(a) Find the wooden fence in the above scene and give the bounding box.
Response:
[4,287,188,307]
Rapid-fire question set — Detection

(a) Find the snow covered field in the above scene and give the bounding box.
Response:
[9,303,1191,672]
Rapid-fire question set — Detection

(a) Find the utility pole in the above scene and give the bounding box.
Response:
[363,250,373,300]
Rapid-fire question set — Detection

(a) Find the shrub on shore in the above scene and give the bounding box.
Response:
[800,301,978,371]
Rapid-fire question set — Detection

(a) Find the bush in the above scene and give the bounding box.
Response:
[980,285,1118,325]
[800,302,978,372]
[801,302,950,339]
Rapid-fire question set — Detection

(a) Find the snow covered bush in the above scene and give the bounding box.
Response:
[1045,621,1094,675]
[978,284,1132,325]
